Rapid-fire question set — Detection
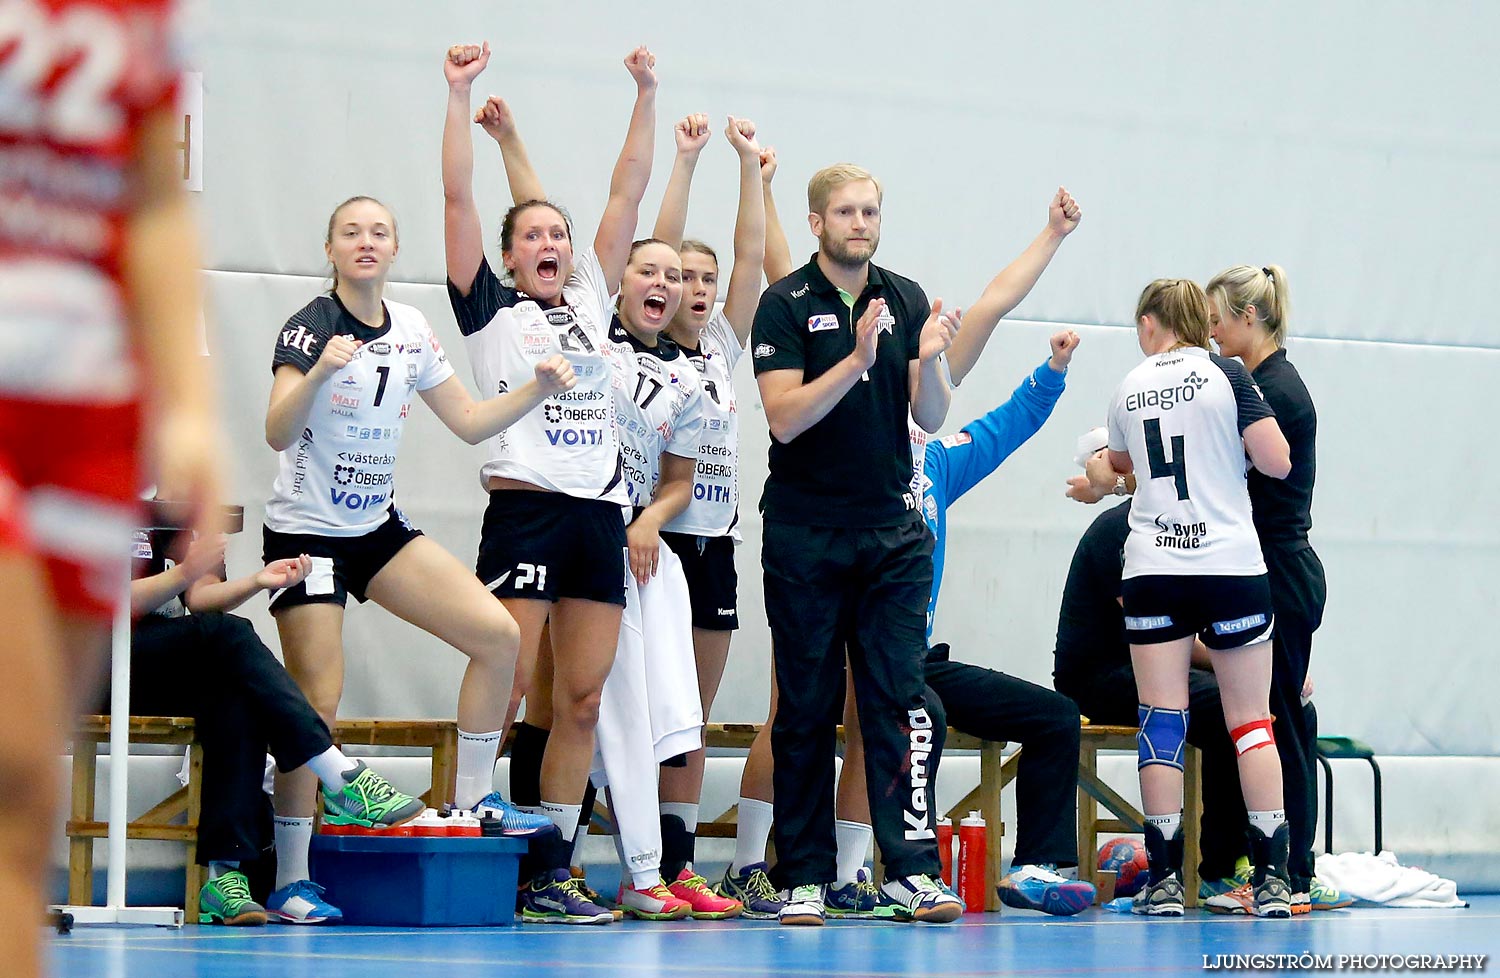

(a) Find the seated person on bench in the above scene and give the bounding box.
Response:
[114,509,422,925]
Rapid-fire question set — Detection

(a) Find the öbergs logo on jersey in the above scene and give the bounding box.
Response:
[333,465,391,488]
[366,342,391,355]
[807,314,839,332]
[1124,372,1208,413]
[545,309,574,326]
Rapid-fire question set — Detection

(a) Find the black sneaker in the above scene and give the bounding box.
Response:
[1130,873,1185,916]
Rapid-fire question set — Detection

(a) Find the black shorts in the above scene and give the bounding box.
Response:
[1121,573,1275,651]
[660,530,738,631]
[477,490,626,606]
[262,507,422,611]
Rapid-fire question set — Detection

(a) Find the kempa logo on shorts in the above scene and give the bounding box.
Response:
[1125,614,1174,630]
[807,314,839,332]
[753,343,775,358]
[1213,614,1268,635]
[903,707,936,841]
[1125,372,1208,412]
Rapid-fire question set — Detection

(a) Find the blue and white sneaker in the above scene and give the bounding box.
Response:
[473,792,554,837]
[266,880,343,924]
[520,868,615,924]
[827,867,901,919]
[716,862,786,919]
[880,874,963,923]
[997,864,1096,916]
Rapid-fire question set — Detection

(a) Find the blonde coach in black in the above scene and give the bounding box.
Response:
[750,163,961,926]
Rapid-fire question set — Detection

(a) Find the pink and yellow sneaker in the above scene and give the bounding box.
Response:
[668,869,744,920]
[617,879,692,921]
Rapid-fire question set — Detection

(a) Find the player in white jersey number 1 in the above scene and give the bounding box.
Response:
[1092,278,1294,919]
[260,197,572,922]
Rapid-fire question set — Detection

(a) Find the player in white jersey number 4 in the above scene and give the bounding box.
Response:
[1092,279,1295,919]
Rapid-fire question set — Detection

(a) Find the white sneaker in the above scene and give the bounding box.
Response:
[880,874,963,923]
[778,883,826,926]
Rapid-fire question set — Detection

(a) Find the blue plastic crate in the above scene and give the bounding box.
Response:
[310,834,525,926]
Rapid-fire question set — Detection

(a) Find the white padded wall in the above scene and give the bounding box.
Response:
[191,2,1499,758]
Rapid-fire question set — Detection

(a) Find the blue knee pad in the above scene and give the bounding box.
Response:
[1137,705,1189,771]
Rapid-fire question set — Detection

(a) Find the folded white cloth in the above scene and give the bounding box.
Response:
[1315,851,1467,908]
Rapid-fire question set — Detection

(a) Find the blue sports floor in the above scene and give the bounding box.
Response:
[50,895,1498,978]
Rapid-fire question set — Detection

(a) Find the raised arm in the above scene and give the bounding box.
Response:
[475,94,546,204]
[442,42,490,293]
[761,148,794,284]
[946,187,1082,385]
[909,299,958,433]
[652,113,710,246]
[720,117,767,344]
[419,354,576,445]
[595,46,659,289]
[758,297,884,443]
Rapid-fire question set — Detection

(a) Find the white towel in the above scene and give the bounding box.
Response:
[1315,851,1468,908]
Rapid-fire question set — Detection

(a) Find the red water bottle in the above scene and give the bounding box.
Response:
[936,817,954,886]
[958,811,987,913]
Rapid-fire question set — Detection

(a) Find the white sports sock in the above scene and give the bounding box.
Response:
[454,729,504,810]
[541,801,582,843]
[1248,809,1286,839]
[304,746,358,792]
[273,816,314,890]
[1146,811,1182,840]
[731,797,774,875]
[835,819,873,885]
[208,860,239,881]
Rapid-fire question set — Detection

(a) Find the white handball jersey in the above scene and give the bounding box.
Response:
[447,250,627,503]
[1107,346,1275,578]
[265,296,453,536]
[606,319,705,512]
[663,312,744,539]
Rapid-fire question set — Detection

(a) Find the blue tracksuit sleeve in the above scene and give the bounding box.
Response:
[931,359,1068,506]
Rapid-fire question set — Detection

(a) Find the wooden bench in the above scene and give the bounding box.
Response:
[66,716,458,923]
[1075,723,1203,907]
[692,722,1018,912]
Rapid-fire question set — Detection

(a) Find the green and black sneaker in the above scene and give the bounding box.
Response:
[321,761,424,829]
[200,870,268,926]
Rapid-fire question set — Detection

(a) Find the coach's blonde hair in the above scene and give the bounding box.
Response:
[1206,265,1290,348]
[1135,278,1212,350]
[807,163,883,216]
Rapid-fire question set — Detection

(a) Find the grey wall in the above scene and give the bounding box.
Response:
[193,0,1499,760]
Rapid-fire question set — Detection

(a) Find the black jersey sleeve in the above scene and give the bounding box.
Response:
[750,289,805,375]
[446,255,520,337]
[1213,353,1276,433]
[271,298,339,375]
[902,281,929,362]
